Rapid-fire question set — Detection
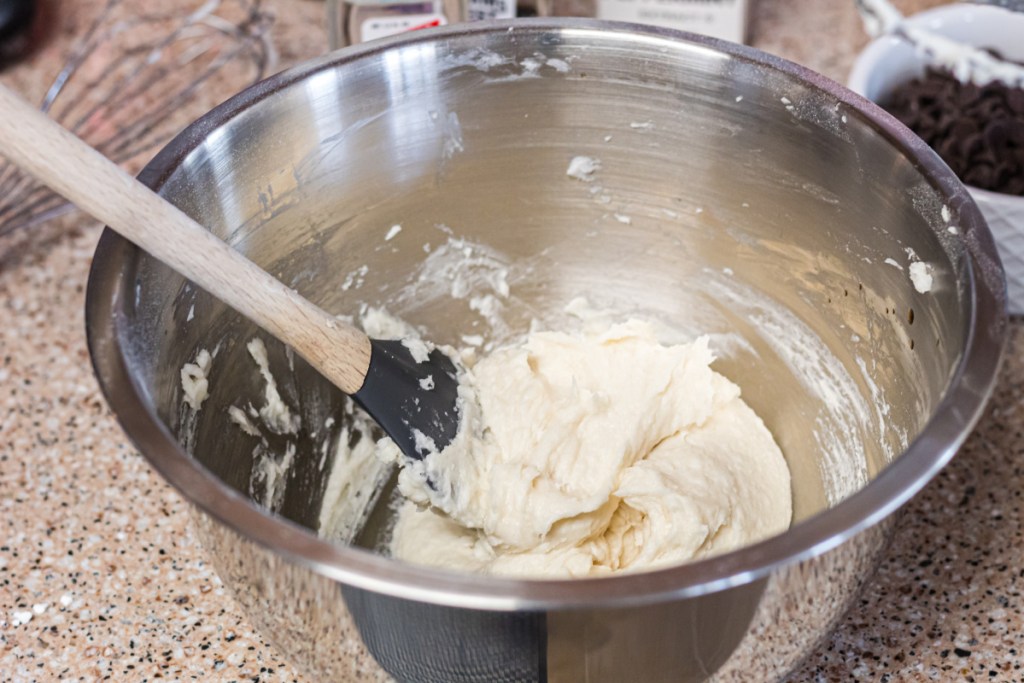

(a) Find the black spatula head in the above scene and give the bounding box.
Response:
[352,339,461,461]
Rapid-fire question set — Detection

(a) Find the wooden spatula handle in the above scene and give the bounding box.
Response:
[0,83,371,394]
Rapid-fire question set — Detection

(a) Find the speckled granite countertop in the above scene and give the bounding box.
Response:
[1,0,1020,681]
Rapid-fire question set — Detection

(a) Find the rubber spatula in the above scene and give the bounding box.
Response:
[0,83,460,460]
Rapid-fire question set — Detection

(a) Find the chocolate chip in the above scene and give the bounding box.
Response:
[883,67,1024,196]
[1007,119,1024,145]
[965,163,994,187]
[1007,88,1024,114]
[960,131,984,160]
[985,119,1009,148]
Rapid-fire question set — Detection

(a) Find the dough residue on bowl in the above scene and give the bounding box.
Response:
[180,348,212,411]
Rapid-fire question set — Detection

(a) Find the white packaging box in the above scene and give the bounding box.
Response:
[596,0,751,43]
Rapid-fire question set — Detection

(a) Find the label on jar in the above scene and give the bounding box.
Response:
[596,0,748,43]
[467,0,517,20]
[360,13,448,42]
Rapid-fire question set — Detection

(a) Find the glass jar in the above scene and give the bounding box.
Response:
[327,0,517,49]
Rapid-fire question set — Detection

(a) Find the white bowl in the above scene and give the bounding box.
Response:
[849,3,1024,314]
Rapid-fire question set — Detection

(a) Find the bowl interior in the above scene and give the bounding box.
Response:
[95,23,981,578]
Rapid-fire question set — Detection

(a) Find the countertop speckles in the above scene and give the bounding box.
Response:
[787,324,1024,682]
[0,224,306,681]
[0,1,1018,681]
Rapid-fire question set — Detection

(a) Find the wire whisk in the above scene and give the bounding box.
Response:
[0,0,276,237]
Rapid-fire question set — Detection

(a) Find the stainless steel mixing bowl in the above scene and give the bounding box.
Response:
[85,20,1007,682]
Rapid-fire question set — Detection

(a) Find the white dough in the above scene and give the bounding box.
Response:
[566,156,601,182]
[385,320,793,578]
[180,349,212,412]
[909,261,933,294]
[247,338,301,435]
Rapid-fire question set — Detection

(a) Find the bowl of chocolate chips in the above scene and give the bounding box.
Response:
[849,2,1024,312]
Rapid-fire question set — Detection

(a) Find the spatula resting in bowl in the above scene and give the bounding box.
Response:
[0,83,460,461]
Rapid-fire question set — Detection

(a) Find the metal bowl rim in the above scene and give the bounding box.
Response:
[85,18,1008,611]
